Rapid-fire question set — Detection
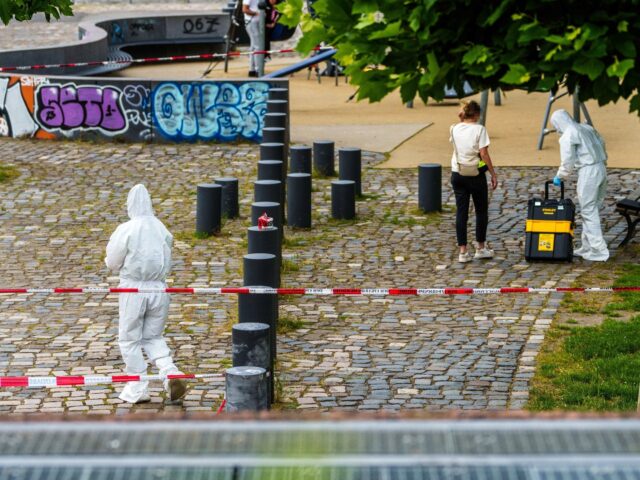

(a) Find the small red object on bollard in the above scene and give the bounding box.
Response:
[257,212,273,230]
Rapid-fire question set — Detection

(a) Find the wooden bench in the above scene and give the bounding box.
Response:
[616,188,640,247]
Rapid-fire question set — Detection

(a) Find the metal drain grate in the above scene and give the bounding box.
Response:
[2,420,640,479]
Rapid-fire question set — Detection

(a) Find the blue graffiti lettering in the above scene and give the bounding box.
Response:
[151,81,269,142]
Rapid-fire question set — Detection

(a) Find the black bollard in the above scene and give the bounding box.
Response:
[260,142,288,190]
[238,285,278,362]
[290,145,312,174]
[264,112,287,130]
[196,183,222,236]
[260,142,285,162]
[266,99,288,115]
[254,179,282,204]
[243,252,279,288]
[257,160,284,182]
[268,87,289,102]
[313,140,335,176]
[232,322,273,403]
[251,201,283,237]
[214,177,239,219]
[418,163,442,213]
[262,127,286,145]
[331,180,356,220]
[232,322,270,369]
[264,111,288,150]
[287,173,312,228]
[338,148,362,196]
[254,180,284,222]
[248,225,281,267]
[225,366,269,412]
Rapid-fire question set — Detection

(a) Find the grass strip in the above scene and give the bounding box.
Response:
[528,262,640,411]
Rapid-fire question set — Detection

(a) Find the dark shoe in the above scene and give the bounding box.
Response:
[248,70,259,77]
[169,378,187,402]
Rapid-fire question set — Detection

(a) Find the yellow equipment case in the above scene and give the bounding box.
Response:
[525,180,575,262]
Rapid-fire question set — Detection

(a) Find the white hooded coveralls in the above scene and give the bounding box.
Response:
[550,109,609,262]
[105,184,180,403]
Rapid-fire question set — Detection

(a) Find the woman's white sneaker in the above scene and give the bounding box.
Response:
[474,248,494,259]
[458,252,472,263]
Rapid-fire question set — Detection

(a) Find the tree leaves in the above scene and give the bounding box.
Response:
[500,64,530,84]
[572,56,605,80]
[278,0,640,114]
[368,20,401,40]
[607,59,635,79]
[0,0,73,25]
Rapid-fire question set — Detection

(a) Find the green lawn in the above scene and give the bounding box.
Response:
[528,262,640,411]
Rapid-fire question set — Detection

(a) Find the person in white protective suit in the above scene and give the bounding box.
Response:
[550,109,609,261]
[105,184,187,403]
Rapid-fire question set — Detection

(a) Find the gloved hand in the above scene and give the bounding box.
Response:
[552,176,562,187]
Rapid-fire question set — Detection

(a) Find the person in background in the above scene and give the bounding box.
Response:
[449,100,498,263]
[105,184,187,404]
[265,0,280,58]
[550,109,609,261]
[243,0,261,77]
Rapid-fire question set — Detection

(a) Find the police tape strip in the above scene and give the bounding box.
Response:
[0,287,638,296]
[0,373,223,388]
[0,46,330,73]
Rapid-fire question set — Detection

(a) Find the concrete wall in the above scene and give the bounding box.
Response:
[0,74,288,143]
[0,11,232,76]
[95,13,229,46]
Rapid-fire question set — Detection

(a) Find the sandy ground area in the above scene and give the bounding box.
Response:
[115,54,640,170]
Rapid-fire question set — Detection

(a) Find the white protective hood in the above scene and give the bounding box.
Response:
[105,184,172,284]
[127,184,154,219]
[550,109,573,134]
[551,109,607,177]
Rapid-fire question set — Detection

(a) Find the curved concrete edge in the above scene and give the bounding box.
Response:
[0,24,108,77]
[0,10,232,76]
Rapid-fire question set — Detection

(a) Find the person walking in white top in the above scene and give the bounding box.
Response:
[449,100,498,263]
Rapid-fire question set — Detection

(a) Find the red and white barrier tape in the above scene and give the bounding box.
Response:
[0,373,223,388]
[0,287,638,296]
[216,398,227,415]
[0,46,328,73]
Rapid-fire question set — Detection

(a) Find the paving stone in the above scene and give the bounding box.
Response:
[0,117,635,414]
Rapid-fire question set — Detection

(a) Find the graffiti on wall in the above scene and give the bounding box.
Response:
[151,81,269,141]
[109,23,125,45]
[182,17,220,35]
[0,76,54,139]
[0,75,273,143]
[36,84,128,134]
[122,84,153,140]
[129,19,156,37]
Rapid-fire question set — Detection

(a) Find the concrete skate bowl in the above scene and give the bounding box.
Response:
[0,11,286,143]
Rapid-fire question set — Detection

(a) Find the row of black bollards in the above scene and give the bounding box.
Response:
[226,88,289,412]
[196,145,364,238]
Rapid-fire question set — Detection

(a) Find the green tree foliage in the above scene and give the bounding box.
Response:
[280,0,640,112]
[0,0,73,25]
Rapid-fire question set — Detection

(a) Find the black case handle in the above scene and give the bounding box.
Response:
[545,180,564,200]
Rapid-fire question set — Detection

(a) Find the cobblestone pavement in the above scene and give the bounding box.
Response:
[0,138,637,415]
